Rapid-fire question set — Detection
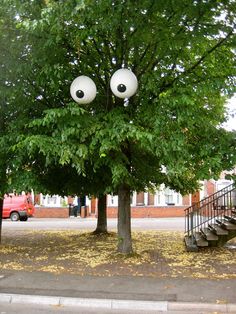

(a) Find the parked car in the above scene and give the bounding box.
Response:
[3,194,35,221]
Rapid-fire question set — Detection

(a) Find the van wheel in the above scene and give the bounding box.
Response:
[10,212,20,221]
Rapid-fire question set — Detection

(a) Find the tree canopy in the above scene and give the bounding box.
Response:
[1,0,236,252]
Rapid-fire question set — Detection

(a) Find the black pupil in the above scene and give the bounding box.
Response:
[117,84,126,93]
[76,90,84,98]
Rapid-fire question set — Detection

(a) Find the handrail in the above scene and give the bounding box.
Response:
[184,183,234,215]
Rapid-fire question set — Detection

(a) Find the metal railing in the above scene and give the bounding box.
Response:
[185,183,236,243]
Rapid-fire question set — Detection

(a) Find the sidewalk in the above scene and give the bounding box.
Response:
[0,270,236,312]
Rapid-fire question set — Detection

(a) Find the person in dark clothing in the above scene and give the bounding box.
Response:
[73,197,81,217]
[80,195,86,207]
[80,195,87,217]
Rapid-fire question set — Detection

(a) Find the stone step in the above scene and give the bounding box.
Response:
[224,215,236,224]
[201,228,219,241]
[184,235,198,252]
[195,232,208,247]
[208,223,229,235]
[216,219,236,230]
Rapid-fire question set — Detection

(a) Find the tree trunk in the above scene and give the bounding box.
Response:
[117,184,133,254]
[0,196,3,244]
[93,194,108,234]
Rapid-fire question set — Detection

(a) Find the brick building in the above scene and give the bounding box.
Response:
[33,177,234,218]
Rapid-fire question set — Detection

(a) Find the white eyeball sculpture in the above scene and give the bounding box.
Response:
[70,69,138,104]
[110,68,138,99]
[70,75,97,104]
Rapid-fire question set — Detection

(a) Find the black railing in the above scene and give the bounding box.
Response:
[185,183,236,243]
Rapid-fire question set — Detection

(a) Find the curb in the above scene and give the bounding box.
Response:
[1,293,236,312]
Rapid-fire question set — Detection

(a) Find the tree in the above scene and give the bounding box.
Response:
[0,1,30,242]
[0,0,110,240]
[6,0,236,253]
[25,159,111,234]
[0,0,70,241]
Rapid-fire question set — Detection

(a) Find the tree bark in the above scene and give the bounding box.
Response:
[93,194,108,234]
[117,184,133,254]
[0,196,3,244]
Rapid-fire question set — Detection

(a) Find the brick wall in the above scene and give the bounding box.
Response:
[206,180,215,196]
[182,195,191,206]
[34,207,69,218]
[33,205,188,218]
[107,206,188,218]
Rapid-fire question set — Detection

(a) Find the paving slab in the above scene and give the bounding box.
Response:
[0,270,236,304]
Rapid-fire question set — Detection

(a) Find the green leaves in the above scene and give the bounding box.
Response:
[0,0,235,198]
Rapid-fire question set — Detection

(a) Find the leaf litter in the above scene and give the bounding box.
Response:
[0,230,236,278]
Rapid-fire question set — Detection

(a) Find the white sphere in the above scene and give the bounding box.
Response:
[70,76,97,104]
[110,69,138,99]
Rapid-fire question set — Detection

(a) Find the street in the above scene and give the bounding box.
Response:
[2,217,185,231]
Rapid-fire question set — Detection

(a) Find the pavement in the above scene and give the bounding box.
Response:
[0,270,236,312]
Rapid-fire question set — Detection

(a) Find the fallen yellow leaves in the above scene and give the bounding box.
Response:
[0,230,236,279]
[216,299,227,304]
[40,265,65,274]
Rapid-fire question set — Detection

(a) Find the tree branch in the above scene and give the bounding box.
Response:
[159,27,235,92]
[185,28,235,74]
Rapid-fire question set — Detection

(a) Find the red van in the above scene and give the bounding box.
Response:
[3,194,35,221]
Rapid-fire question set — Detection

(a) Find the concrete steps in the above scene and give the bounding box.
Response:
[185,209,236,251]
[185,184,236,251]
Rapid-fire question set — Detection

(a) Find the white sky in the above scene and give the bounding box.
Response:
[223,96,236,131]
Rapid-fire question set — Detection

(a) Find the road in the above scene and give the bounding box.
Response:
[2,217,185,231]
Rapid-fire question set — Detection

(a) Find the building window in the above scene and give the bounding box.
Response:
[136,192,144,206]
[41,194,61,207]
[156,190,162,205]
[165,188,175,205]
[48,196,57,205]
[148,193,154,205]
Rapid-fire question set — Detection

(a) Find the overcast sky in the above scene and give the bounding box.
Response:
[223,96,236,131]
